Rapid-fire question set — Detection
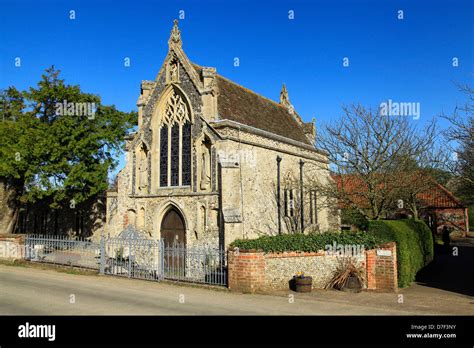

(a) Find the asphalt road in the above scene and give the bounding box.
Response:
[0,265,415,315]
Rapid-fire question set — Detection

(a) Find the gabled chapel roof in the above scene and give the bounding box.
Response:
[191,63,312,146]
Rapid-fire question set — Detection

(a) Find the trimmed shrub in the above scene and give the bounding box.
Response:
[368,219,434,288]
[230,231,384,254]
[341,208,369,231]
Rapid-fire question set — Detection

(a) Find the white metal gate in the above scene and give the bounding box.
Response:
[100,236,164,281]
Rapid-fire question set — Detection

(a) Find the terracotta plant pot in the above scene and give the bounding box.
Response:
[295,276,312,293]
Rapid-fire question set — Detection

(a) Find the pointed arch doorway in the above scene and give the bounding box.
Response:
[160,208,186,247]
[161,207,186,278]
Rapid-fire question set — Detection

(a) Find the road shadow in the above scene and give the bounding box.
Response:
[415,244,474,297]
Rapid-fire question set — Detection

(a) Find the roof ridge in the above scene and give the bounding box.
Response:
[435,182,463,206]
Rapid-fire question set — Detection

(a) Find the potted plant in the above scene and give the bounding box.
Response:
[325,257,365,293]
[293,272,313,293]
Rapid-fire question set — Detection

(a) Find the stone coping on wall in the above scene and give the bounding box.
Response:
[0,234,26,242]
[231,242,395,256]
[265,251,326,258]
[230,248,352,258]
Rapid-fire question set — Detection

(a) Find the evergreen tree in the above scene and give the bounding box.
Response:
[0,66,137,234]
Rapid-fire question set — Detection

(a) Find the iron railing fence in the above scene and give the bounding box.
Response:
[23,234,228,286]
[25,234,100,270]
[163,243,227,286]
[100,237,164,281]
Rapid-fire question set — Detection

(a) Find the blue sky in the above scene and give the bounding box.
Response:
[1,0,473,177]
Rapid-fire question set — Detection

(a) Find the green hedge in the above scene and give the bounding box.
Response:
[368,219,434,288]
[230,231,384,253]
[341,208,369,231]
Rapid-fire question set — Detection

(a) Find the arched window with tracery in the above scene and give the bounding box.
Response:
[156,86,192,187]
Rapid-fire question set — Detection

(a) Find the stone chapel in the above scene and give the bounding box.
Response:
[106,20,339,249]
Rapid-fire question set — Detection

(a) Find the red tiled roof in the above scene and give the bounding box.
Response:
[331,174,465,209]
[417,183,464,208]
[331,174,370,208]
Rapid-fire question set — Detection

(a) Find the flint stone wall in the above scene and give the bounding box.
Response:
[228,242,397,293]
[265,251,365,289]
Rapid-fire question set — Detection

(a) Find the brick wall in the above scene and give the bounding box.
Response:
[228,243,398,293]
[228,250,265,293]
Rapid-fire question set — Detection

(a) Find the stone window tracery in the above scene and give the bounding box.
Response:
[157,86,192,188]
[163,90,188,124]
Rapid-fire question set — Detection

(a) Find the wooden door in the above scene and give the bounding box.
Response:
[161,209,186,278]
[161,209,186,247]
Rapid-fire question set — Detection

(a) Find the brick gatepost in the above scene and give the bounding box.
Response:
[227,249,265,293]
[366,242,398,291]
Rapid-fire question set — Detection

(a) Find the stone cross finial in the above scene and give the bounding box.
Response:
[280,83,290,107]
[168,19,182,48]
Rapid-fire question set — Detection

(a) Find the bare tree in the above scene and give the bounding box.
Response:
[396,170,441,219]
[270,178,308,234]
[264,175,330,235]
[314,104,440,220]
[441,83,474,199]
